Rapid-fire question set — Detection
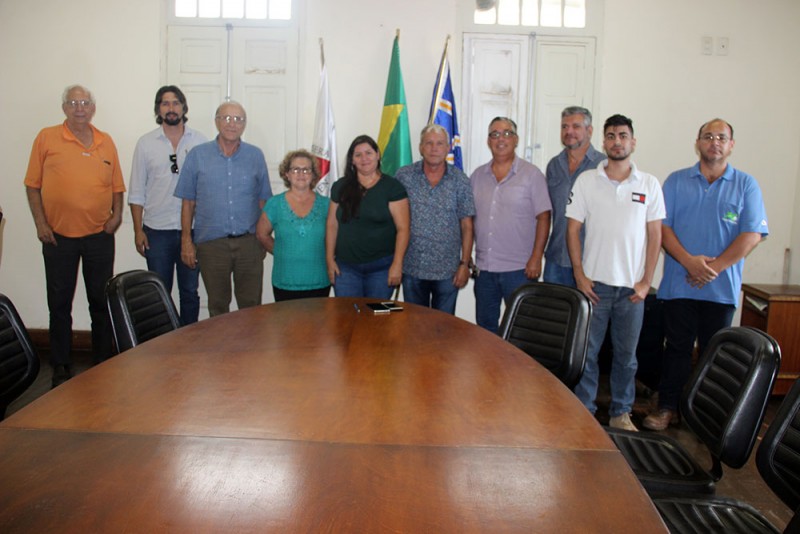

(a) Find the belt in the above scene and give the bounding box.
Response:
[226,232,250,239]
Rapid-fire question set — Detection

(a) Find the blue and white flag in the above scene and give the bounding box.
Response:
[428,41,463,170]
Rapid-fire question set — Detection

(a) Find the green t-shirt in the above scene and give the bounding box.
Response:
[264,192,330,290]
[331,174,407,264]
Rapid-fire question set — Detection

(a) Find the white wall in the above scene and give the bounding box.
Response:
[597,0,800,288]
[1,0,798,330]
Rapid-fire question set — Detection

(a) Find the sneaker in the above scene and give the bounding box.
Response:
[643,408,679,431]
[609,412,638,432]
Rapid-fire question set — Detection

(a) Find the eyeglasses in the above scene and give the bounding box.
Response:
[699,133,730,143]
[216,115,246,124]
[488,130,517,139]
[288,167,312,175]
[65,99,93,108]
[169,154,178,174]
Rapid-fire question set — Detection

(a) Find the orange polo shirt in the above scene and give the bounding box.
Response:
[24,121,126,237]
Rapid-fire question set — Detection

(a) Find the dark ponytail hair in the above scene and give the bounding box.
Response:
[339,135,381,223]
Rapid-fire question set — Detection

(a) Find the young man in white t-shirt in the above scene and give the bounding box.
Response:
[566,114,666,431]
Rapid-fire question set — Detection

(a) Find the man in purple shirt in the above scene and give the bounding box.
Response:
[470,117,552,333]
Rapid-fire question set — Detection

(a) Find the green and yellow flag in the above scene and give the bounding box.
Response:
[377,32,412,176]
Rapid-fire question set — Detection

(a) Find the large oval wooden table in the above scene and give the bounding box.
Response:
[0,298,666,532]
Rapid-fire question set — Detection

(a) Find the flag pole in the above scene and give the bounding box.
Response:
[319,38,325,68]
[429,35,451,125]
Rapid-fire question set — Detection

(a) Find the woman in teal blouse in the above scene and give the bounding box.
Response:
[256,149,330,301]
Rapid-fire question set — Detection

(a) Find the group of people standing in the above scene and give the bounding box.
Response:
[24,83,769,437]
[542,108,768,433]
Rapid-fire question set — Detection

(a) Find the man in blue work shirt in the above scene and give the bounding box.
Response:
[643,118,769,431]
[175,101,272,317]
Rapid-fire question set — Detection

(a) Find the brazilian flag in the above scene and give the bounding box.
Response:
[377,34,412,177]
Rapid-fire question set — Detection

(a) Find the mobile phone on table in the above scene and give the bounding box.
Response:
[366,302,403,314]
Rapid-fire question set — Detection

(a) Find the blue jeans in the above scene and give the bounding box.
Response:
[657,299,735,411]
[474,269,531,334]
[144,226,200,325]
[334,255,395,299]
[543,262,576,288]
[574,282,644,416]
[402,275,459,314]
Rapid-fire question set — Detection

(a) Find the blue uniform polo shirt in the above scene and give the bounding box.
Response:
[657,163,768,306]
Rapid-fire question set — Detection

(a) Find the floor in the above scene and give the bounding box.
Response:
[5,352,795,531]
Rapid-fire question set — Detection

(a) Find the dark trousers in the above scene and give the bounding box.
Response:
[273,285,331,302]
[658,298,736,410]
[43,231,115,366]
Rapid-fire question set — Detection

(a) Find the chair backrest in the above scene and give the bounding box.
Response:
[0,294,40,420]
[498,282,591,389]
[756,377,800,515]
[681,326,781,472]
[105,270,181,353]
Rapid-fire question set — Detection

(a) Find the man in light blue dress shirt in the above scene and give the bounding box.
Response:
[175,101,272,317]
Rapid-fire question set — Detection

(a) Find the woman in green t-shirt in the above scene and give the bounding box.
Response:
[257,149,330,302]
[325,135,409,299]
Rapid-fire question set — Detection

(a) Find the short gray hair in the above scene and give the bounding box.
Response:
[420,123,449,144]
[561,106,592,127]
[62,84,95,104]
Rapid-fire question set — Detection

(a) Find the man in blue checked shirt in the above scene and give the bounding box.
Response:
[175,101,272,317]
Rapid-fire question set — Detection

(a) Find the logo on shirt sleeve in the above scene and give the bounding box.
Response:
[631,192,646,204]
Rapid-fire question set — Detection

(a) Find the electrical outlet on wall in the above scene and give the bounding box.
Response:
[717,37,730,55]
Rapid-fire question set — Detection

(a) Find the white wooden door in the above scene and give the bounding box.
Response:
[462,34,596,173]
[530,36,596,169]
[167,24,298,188]
[461,33,531,175]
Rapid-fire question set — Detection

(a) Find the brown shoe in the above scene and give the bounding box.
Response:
[643,408,679,431]
[609,413,638,432]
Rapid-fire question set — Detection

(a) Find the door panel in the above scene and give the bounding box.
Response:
[531,37,596,169]
[462,34,530,175]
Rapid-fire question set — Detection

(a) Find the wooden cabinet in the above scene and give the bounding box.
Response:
[741,284,800,395]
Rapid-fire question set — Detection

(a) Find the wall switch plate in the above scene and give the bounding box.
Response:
[702,36,713,55]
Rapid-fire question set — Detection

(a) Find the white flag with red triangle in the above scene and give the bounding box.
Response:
[312,43,339,196]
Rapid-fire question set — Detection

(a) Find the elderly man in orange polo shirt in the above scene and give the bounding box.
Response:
[24,84,126,387]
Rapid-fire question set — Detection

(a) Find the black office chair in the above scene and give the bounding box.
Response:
[0,294,40,420]
[653,377,800,533]
[105,270,181,353]
[498,282,591,389]
[607,326,781,496]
